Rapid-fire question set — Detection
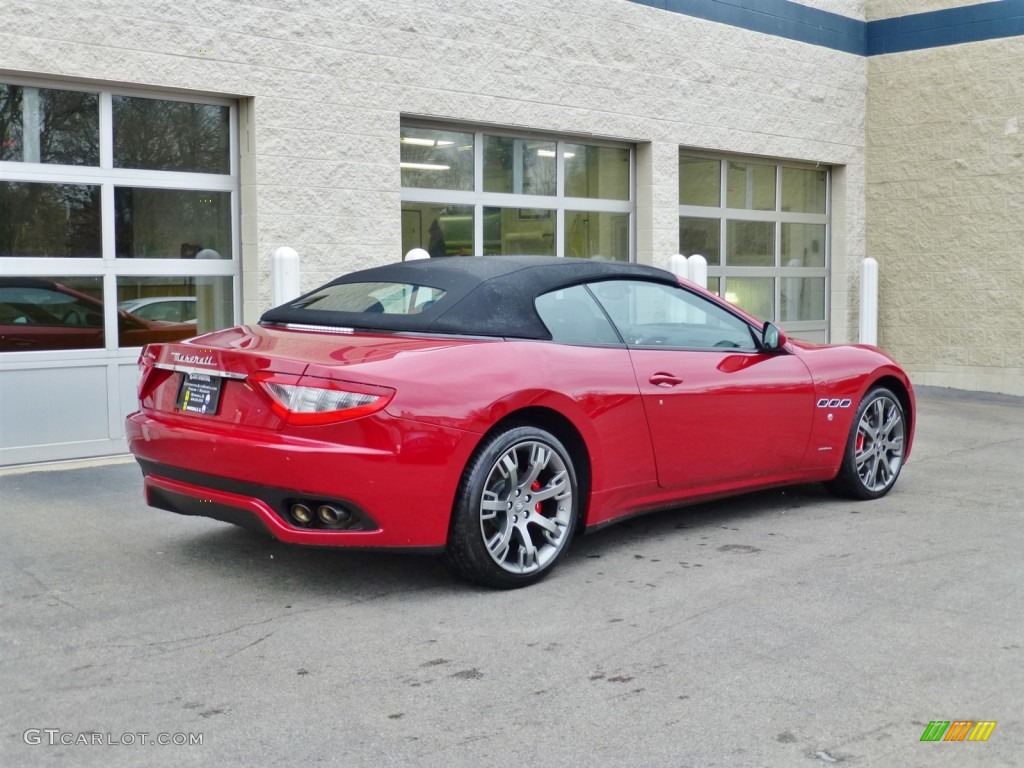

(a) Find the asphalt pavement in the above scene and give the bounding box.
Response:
[1,387,1021,768]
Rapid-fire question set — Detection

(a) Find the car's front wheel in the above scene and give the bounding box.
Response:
[825,386,907,500]
[445,425,579,589]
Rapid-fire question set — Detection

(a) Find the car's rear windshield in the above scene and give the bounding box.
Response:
[287,281,446,316]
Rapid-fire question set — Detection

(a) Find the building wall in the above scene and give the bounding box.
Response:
[866,0,991,20]
[867,36,1024,395]
[1,0,866,342]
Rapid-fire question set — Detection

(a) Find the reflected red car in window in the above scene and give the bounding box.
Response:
[0,278,196,351]
[127,256,915,588]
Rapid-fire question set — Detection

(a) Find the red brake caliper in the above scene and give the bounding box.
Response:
[856,433,865,453]
[532,480,542,513]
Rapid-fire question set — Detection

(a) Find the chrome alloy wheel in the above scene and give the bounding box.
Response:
[854,394,905,493]
[479,440,574,574]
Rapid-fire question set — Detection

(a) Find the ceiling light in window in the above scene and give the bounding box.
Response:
[401,137,455,147]
[536,149,574,158]
[400,162,450,171]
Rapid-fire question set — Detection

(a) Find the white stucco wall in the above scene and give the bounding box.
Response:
[0,0,867,341]
[866,0,992,20]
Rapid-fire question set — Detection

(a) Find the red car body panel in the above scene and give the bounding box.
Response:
[127,257,915,558]
[126,325,915,547]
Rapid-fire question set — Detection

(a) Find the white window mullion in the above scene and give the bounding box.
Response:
[99,92,113,170]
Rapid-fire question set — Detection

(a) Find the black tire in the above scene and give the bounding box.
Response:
[825,386,907,500]
[444,425,579,589]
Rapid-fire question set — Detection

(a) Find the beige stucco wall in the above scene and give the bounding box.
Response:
[1,0,867,342]
[867,38,1024,395]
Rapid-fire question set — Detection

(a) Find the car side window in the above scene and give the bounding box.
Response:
[588,279,757,350]
[535,284,621,345]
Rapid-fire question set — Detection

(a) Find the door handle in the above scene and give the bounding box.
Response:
[649,372,683,387]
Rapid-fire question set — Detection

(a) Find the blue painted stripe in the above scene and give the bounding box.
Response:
[629,0,866,54]
[868,1,1024,54]
[628,0,1024,55]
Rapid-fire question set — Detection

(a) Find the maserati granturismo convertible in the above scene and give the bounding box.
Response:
[127,256,914,588]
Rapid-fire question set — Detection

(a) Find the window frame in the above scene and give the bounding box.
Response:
[679,150,830,340]
[401,120,636,261]
[0,75,240,355]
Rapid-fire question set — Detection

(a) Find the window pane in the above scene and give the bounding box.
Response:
[290,281,445,316]
[401,203,473,258]
[566,211,628,261]
[781,167,826,213]
[707,276,720,295]
[0,181,100,257]
[726,161,775,210]
[589,280,755,350]
[726,220,774,266]
[781,277,825,322]
[781,223,825,267]
[535,285,619,345]
[0,84,99,165]
[564,144,629,200]
[679,216,720,266]
[0,276,104,351]
[117,276,233,345]
[724,277,774,321]
[483,136,556,196]
[113,96,229,173]
[482,207,555,256]
[679,155,720,206]
[115,188,231,259]
[400,127,474,191]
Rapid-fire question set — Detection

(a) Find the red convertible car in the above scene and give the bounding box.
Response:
[127,256,914,588]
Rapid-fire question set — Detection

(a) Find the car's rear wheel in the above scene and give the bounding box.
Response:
[825,387,907,500]
[445,425,578,589]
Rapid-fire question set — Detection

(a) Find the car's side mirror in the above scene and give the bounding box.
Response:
[761,321,787,352]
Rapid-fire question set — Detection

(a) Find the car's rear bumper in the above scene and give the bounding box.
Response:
[127,410,477,549]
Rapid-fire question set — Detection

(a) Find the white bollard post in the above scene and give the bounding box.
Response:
[687,254,708,289]
[669,253,688,280]
[860,257,878,346]
[271,246,301,307]
[405,248,430,261]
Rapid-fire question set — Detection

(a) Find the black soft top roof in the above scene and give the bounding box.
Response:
[260,255,679,339]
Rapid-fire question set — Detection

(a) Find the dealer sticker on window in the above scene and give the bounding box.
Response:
[175,373,223,416]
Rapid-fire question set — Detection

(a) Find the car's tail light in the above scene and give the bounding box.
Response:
[249,371,394,426]
[137,345,171,401]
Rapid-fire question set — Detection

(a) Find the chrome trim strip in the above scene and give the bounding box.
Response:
[153,363,248,380]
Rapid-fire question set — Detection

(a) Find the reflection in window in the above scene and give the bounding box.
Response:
[115,188,231,259]
[781,223,826,268]
[679,156,720,207]
[400,127,474,191]
[565,144,629,200]
[535,285,619,345]
[781,167,827,213]
[679,216,720,266]
[727,161,776,210]
[0,276,105,351]
[483,136,556,195]
[724,277,774,321]
[589,280,756,350]
[482,207,555,256]
[402,203,474,257]
[565,211,629,261]
[781,277,825,322]
[0,84,99,165]
[0,182,101,257]
[726,220,774,267]
[117,276,232,344]
[113,96,229,173]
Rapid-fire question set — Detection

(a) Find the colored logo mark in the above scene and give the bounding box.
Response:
[920,720,996,742]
